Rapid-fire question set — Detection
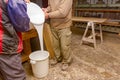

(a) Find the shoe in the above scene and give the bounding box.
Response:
[61,63,69,71]
[50,59,58,66]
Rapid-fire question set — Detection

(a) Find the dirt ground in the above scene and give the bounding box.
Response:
[23,27,120,80]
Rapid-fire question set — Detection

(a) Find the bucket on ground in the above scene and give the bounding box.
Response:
[29,50,49,78]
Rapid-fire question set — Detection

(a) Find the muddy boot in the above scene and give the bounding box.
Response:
[50,59,58,66]
[61,58,73,71]
[61,63,69,71]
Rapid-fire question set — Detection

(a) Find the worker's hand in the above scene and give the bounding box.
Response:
[25,0,30,3]
[42,8,49,19]
[42,8,48,13]
[44,12,49,19]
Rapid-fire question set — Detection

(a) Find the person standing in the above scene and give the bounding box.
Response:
[43,0,73,71]
[0,0,30,80]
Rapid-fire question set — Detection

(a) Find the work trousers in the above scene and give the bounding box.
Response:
[0,53,26,80]
[51,27,72,63]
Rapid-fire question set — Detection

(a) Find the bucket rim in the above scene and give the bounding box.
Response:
[29,50,49,61]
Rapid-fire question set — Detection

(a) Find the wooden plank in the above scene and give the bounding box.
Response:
[22,39,31,62]
[72,17,120,26]
[72,17,108,23]
[102,21,120,27]
[82,38,94,43]
[75,9,120,13]
[43,23,54,58]
[22,28,38,40]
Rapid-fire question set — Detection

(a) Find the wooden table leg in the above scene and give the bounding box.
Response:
[22,39,31,62]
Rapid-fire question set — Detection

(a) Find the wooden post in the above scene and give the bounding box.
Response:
[43,23,54,58]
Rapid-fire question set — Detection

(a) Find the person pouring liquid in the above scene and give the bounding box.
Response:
[0,0,30,80]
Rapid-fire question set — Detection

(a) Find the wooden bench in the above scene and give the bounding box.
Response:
[22,28,38,62]
[72,17,108,23]
[102,19,120,27]
[72,17,108,48]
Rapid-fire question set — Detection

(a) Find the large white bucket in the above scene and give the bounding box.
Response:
[29,50,49,78]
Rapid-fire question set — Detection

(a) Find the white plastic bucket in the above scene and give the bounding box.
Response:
[27,2,45,25]
[29,50,49,78]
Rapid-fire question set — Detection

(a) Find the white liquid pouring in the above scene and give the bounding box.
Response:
[34,24,44,51]
[27,2,45,51]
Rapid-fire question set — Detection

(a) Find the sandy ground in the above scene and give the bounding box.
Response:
[23,27,120,80]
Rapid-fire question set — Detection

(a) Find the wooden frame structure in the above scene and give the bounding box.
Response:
[72,17,107,48]
[73,0,120,33]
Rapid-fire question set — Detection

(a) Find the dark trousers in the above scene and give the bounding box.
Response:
[0,53,26,80]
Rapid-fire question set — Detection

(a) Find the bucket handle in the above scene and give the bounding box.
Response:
[30,60,36,64]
